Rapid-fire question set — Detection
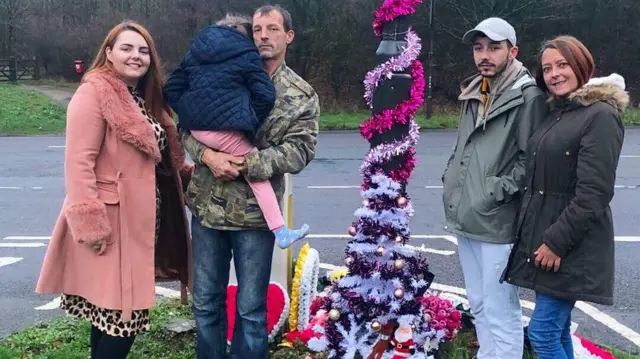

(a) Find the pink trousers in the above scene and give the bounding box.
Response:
[192,130,284,230]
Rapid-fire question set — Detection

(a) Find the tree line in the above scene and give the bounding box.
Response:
[1,0,638,111]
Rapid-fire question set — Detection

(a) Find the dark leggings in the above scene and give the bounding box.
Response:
[90,325,136,359]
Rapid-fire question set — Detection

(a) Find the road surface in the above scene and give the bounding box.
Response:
[1,130,640,352]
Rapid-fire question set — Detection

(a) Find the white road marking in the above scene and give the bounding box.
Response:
[0,187,45,190]
[34,289,181,311]
[307,185,640,190]
[404,244,455,256]
[48,145,65,148]
[0,257,23,268]
[306,185,360,189]
[621,155,640,158]
[319,263,343,271]
[35,296,61,310]
[307,234,638,244]
[306,185,445,189]
[320,264,586,339]
[306,234,458,245]
[3,234,637,244]
[575,301,640,347]
[318,230,640,349]
[615,236,640,242]
[3,236,51,240]
[0,243,47,248]
[615,185,640,189]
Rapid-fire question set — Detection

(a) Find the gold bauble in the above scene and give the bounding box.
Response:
[329,309,341,321]
[376,246,384,256]
[371,320,382,332]
[394,259,405,269]
[396,196,408,207]
[395,235,403,243]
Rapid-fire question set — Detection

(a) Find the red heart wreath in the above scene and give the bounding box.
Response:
[226,281,289,344]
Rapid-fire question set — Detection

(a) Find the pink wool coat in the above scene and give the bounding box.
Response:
[36,69,193,322]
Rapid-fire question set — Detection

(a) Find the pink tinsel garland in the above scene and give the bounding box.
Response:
[363,30,422,107]
[360,121,419,182]
[575,334,617,359]
[359,60,425,140]
[372,0,423,37]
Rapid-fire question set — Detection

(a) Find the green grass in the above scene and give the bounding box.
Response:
[2,80,640,136]
[0,83,67,135]
[1,298,636,359]
[0,299,196,359]
[623,109,640,126]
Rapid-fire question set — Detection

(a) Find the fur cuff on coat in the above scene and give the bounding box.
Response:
[65,199,112,244]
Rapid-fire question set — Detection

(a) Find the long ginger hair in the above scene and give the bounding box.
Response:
[85,20,169,119]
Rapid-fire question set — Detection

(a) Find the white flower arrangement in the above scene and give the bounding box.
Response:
[297,247,320,330]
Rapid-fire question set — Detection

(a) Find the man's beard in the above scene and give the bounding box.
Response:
[258,43,277,60]
[477,58,509,78]
[260,52,276,60]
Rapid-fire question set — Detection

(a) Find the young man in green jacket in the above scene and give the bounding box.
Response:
[442,17,547,359]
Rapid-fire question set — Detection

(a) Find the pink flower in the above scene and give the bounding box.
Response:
[450,310,461,321]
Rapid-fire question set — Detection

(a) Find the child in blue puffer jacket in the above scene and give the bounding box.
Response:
[164,14,309,249]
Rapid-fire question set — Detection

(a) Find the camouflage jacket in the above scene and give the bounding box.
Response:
[181,62,320,230]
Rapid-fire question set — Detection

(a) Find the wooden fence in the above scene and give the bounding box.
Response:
[0,57,40,82]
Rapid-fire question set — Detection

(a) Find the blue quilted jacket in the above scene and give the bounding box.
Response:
[164,26,276,139]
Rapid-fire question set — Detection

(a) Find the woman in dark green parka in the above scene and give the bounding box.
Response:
[502,35,628,359]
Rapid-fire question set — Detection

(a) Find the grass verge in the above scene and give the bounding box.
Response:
[0,83,67,136]
[1,298,637,359]
[2,81,640,136]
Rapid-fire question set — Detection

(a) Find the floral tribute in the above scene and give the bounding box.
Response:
[274,0,626,357]
[295,0,461,358]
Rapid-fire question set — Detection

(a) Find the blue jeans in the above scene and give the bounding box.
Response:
[191,216,274,359]
[528,292,576,359]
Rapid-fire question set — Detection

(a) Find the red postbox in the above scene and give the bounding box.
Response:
[74,60,84,74]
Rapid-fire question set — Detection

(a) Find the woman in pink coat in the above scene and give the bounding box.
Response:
[36,21,193,358]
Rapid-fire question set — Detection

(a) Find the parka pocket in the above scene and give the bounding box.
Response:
[485,175,515,204]
[473,176,502,214]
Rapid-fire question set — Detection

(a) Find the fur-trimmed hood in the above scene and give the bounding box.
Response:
[81,69,188,173]
[566,73,630,114]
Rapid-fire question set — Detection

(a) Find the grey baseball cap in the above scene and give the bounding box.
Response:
[462,17,517,47]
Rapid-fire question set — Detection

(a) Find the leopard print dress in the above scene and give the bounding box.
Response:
[60,86,167,337]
